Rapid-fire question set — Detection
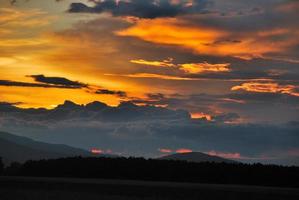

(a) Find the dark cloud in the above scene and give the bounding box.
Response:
[0,79,79,89]
[10,0,63,5]
[129,91,299,123]
[212,113,240,123]
[146,93,165,101]
[0,74,88,89]
[0,102,23,112]
[95,89,127,97]
[0,100,298,165]
[28,74,88,88]
[68,0,210,19]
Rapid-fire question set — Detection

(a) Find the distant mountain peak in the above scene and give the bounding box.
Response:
[0,131,94,165]
[160,152,238,164]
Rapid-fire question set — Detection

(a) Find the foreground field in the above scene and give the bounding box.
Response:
[0,177,299,200]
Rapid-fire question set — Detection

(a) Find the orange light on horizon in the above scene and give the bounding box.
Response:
[206,150,242,159]
[158,148,173,153]
[176,148,193,154]
[191,112,213,121]
[91,148,104,155]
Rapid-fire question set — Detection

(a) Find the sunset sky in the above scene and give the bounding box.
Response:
[1,0,298,123]
[0,0,299,164]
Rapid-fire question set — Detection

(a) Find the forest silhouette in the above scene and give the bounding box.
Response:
[1,156,299,188]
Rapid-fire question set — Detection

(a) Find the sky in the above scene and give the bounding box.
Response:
[0,0,299,165]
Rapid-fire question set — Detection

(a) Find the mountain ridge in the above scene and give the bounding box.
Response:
[159,152,238,164]
[0,131,96,165]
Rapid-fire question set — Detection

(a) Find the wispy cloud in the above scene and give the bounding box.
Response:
[95,89,127,98]
[232,82,299,97]
[130,58,231,74]
[130,58,175,68]
[105,73,198,81]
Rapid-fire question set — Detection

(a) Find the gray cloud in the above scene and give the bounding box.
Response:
[130,91,299,123]
[10,0,63,5]
[95,89,127,97]
[0,75,88,89]
[0,79,82,89]
[28,74,88,89]
[68,0,210,19]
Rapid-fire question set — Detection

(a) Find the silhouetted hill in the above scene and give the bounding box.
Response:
[160,152,238,163]
[0,131,93,164]
[9,157,299,188]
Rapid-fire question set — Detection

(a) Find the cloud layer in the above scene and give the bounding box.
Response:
[68,0,210,19]
[0,100,298,165]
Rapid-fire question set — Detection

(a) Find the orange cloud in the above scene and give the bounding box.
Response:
[91,148,113,155]
[0,86,122,109]
[130,58,175,67]
[105,73,198,81]
[117,18,228,55]
[91,148,104,155]
[117,18,297,60]
[191,112,212,121]
[0,57,17,66]
[206,150,242,159]
[130,58,231,74]
[180,62,230,74]
[176,148,193,153]
[231,82,299,97]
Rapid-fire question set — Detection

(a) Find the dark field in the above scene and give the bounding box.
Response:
[1,177,299,200]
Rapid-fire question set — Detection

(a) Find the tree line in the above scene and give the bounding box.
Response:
[0,157,3,175]
[1,156,299,188]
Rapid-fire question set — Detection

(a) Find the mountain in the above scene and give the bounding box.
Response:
[160,152,238,164]
[0,131,94,165]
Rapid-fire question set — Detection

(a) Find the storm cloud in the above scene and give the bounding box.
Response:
[0,75,88,89]
[68,0,210,19]
[95,89,127,97]
[28,74,88,88]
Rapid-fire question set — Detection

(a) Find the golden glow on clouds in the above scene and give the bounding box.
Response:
[180,62,230,74]
[0,7,147,108]
[232,82,299,97]
[0,57,17,66]
[0,8,53,37]
[117,18,227,55]
[0,2,298,117]
[130,58,231,74]
[130,58,175,67]
[0,38,49,47]
[105,73,197,81]
[0,86,122,109]
[117,18,298,60]
[191,112,212,121]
